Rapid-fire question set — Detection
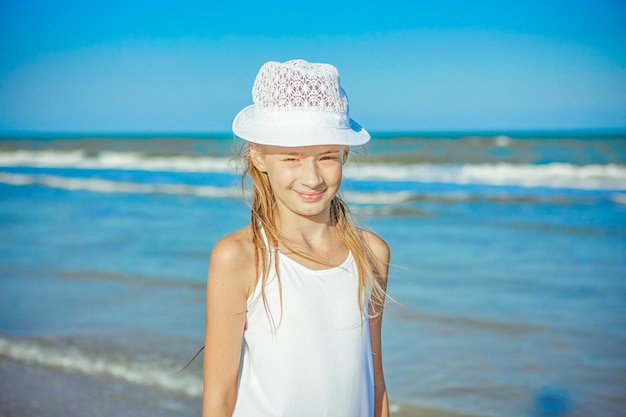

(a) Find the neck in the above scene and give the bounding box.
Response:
[269,201,348,265]
[274,208,334,246]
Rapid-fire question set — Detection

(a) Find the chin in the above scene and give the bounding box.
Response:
[294,202,332,217]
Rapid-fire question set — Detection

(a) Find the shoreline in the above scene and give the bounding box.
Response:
[0,356,485,417]
[390,402,486,417]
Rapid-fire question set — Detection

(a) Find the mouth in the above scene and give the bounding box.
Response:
[296,190,326,201]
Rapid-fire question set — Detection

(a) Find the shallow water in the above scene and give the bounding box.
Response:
[1,133,625,416]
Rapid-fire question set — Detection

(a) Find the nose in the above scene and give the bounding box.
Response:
[299,158,322,189]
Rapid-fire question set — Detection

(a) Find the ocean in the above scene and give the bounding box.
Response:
[0,132,625,417]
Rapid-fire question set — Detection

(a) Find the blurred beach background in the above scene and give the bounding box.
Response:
[1,1,625,417]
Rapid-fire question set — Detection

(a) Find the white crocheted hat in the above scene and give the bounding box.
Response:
[232,60,370,147]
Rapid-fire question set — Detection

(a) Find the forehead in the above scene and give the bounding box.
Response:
[259,144,346,156]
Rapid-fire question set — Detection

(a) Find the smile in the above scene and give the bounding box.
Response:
[296,190,325,201]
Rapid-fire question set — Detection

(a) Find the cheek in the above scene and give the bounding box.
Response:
[265,165,294,188]
[327,165,344,186]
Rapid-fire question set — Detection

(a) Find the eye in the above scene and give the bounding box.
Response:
[320,154,340,161]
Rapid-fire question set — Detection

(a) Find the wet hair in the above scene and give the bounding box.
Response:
[240,143,387,326]
[177,142,387,373]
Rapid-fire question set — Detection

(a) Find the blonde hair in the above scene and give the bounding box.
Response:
[239,143,386,325]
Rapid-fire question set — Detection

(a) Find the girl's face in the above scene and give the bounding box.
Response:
[251,144,348,220]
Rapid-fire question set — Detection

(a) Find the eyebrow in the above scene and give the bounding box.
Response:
[279,149,341,156]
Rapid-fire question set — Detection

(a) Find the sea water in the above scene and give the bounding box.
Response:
[0,133,624,416]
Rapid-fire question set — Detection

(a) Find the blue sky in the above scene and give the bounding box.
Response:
[1,0,625,133]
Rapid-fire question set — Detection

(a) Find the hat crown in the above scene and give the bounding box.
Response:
[252,60,349,114]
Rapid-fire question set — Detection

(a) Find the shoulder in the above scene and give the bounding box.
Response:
[208,226,257,296]
[210,226,255,265]
[360,229,390,264]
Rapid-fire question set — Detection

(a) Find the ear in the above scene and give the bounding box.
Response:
[342,147,350,165]
[249,144,267,172]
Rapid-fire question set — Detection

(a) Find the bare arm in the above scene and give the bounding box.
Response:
[364,231,390,417]
[202,230,255,417]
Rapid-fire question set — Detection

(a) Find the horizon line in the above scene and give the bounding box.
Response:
[1,127,626,139]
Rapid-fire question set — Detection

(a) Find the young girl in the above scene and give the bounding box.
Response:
[202,59,389,417]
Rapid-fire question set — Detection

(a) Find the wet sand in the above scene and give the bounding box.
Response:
[0,357,485,417]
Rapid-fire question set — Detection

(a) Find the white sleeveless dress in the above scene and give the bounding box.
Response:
[232,248,374,417]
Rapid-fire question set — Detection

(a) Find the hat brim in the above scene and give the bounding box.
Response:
[232,105,370,147]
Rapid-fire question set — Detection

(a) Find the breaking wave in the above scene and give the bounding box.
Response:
[0,172,241,198]
[0,172,416,204]
[1,149,625,190]
[344,162,626,190]
[2,172,622,207]
[0,149,232,172]
[0,334,202,397]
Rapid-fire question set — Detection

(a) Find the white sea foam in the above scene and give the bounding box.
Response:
[0,172,35,185]
[0,150,232,172]
[345,162,626,190]
[342,190,415,205]
[1,149,625,190]
[0,172,415,204]
[0,335,202,397]
[0,172,241,198]
[610,193,626,205]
